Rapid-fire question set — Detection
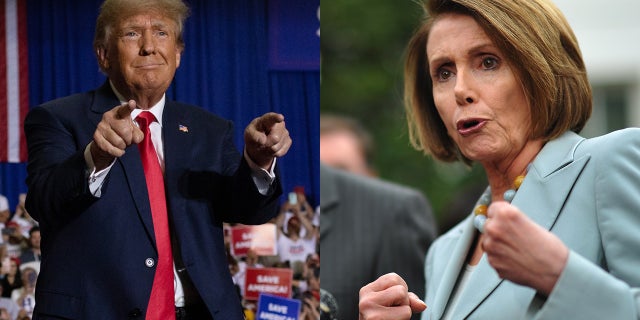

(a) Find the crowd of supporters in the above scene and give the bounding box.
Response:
[0,187,319,320]
[225,187,320,319]
[0,194,39,320]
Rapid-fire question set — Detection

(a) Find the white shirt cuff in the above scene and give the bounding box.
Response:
[84,142,116,197]
[244,149,276,195]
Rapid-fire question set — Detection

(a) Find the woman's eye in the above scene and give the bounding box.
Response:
[437,69,452,81]
[482,57,498,69]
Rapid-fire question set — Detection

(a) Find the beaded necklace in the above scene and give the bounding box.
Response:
[472,174,526,233]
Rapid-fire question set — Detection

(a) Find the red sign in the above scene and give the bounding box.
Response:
[244,267,293,300]
[230,224,277,257]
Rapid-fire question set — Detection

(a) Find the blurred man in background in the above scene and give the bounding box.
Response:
[320,114,437,320]
[320,114,377,177]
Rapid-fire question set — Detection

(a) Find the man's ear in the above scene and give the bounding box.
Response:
[175,48,182,69]
[96,47,109,71]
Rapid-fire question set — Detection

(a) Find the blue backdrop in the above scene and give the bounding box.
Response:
[0,0,319,211]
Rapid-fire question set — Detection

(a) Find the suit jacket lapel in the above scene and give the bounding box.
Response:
[89,82,158,248]
[449,131,589,319]
[319,166,339,240]
[430,216,477,319]
[162,101,192,169]
[119,146,158,246]
[89,82,119,126]
[162,102,192,226]
[516,131,589,231]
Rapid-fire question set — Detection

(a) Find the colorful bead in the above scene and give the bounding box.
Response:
[479,190,491,205]
[474,204,488,216]
[473,215,487,233]
[513,175,525,189]
[503,189,516,202]
[472,172,527,233]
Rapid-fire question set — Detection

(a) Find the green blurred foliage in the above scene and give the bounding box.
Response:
[321,0,487,228]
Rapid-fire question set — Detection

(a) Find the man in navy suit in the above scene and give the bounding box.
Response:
[23,0,291,319]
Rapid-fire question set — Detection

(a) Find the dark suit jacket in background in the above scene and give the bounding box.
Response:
[24,82,282,319]
[320,165,437,320]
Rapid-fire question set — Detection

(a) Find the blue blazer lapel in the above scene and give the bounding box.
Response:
[89,82,159,249]
[161,102,192,225]
[89,82,120,124]
[162,101,192,172]
[516,131,589,232]
[446,250,503,319]
[118,146,158,247]
[429,216,477,319]
[448,131,589,319]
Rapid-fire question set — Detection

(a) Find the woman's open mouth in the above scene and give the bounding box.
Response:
[456,118,487,136]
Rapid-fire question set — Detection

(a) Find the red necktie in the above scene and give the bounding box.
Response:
[136,112,175,320]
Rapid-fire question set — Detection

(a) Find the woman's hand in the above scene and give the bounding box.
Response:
[483,201,569,296]
[359,273,427,320]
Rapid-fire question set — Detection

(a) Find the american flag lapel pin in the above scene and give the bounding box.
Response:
[178,124,189,133]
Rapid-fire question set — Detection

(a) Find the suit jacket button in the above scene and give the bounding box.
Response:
[128,308,142,318]
[145,258,155,268]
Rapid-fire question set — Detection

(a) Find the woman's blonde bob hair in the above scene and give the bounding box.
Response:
[404,0,592,163]
[93,0,190,72]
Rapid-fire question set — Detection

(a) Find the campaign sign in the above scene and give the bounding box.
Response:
[245,267,293,301]
[230,224,277,257]
[268,0,320,70]
[256,293,301,320]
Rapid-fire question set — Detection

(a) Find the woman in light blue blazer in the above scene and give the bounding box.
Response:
[359,0,640,319]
